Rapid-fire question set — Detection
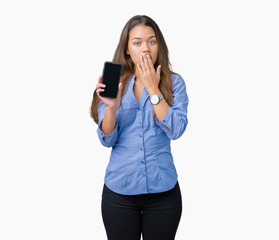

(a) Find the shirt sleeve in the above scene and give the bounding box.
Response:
[96,101,119,147]
[156,74,189,140]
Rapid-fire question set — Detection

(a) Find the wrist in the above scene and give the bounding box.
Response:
[105,106,117,112]
[147,87,161,96]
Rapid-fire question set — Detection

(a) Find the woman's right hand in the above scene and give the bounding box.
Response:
[95,75,122,110]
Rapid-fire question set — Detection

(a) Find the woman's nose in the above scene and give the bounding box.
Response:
[142,42,150,53]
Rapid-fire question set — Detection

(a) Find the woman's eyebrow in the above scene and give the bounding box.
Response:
[132,35,156,40]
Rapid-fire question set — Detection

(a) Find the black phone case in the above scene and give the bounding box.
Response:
[99,61,122,98]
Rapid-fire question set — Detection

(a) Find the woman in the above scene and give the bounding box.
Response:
[90,15,189,240]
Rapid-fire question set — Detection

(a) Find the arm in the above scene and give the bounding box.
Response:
[137,54,189,140]
[95,75,122,147]
[155,75,189,140]
[101,106,117,135]
[97,102,119,147]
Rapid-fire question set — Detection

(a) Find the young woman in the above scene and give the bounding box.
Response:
[90,15,189,240]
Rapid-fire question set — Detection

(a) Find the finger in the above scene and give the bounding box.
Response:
[96,88,105,98]
[136,63,143,75]
[96,83,106,89]
[156,65,161,79]
[143,54,151,72]
[98,75,103,84]
[96,88,105,93]
[146,54,154,71]
[117,82,123,99]
[140,54,147,72]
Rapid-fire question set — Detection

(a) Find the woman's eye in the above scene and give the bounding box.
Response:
[149,40,156,44]
[134,42,141,46]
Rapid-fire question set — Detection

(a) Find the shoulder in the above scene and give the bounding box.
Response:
[170,72,186,92]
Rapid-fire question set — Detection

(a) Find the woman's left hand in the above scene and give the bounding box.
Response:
[136,53,161,94]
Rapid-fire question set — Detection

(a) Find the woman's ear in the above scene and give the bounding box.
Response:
[126,49,130,55]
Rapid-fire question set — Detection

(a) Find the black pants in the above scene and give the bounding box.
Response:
[101,182,182,240]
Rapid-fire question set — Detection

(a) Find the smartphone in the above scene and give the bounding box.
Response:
[99,61,122,98]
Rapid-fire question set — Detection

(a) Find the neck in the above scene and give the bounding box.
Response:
[134,69,142,84]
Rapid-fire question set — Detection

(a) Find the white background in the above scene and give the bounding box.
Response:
[0,0,278,239]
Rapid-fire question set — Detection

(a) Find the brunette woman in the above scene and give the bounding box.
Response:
[91,15,189,240]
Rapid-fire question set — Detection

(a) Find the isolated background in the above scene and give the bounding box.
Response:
[1,0,278,239]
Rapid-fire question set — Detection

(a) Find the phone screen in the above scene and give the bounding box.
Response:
[99,61,122,98]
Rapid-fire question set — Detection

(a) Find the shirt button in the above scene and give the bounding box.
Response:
[163,120,166,123]
[140,147,143,151]
[139,135,142,138]
[141,160,144,164]
[137,107,140,110]
[142,173,145,177]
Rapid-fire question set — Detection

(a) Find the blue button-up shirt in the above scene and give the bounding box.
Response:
[97,73,189,195]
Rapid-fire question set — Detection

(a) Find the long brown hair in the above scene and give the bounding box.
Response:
[90,15,174,124]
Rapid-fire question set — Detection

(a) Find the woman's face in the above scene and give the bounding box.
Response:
[126,25,159,67]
